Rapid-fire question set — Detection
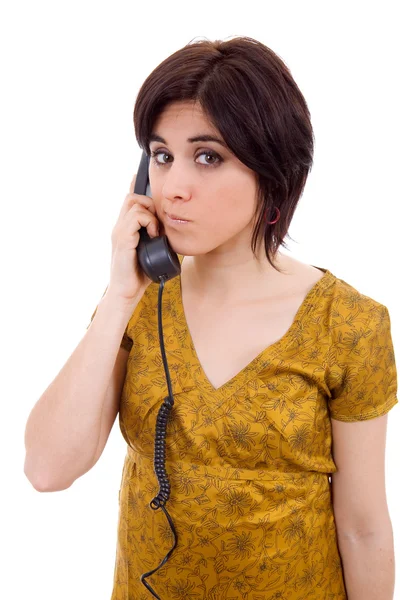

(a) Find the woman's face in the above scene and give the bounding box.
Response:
[149,100,259,257]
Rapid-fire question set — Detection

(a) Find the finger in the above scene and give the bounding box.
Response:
[117,194,156,228]
[128,194,156,215]
[126,203,159,234]
[118,184,155,222]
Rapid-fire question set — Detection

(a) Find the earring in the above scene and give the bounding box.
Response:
[264,206,280,225]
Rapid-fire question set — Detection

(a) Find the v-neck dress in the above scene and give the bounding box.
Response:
[88,254,398,599]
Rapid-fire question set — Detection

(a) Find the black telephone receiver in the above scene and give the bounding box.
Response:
[134,150,181,283]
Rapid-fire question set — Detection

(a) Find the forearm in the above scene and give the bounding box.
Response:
[336,525,395,600]
[24,290,139,490]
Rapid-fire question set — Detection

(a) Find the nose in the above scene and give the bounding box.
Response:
[161,161,193,202]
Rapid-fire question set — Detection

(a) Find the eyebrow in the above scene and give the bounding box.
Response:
[149,133,228,149]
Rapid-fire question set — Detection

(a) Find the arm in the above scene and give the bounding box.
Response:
[24,290,140,491]
[330,414,395,600]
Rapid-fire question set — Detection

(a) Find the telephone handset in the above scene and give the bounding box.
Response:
[134,150,181,283]
[133,149,179,598]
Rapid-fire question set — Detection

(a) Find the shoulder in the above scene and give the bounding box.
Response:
[286,257,388,328]
[330,273,387,317]
[324,273,397,422]
[327,274,391,349]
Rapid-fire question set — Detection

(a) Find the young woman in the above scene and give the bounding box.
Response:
[25,36,398,599]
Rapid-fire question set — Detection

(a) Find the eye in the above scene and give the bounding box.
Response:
[150,150,173,165]
[196,151,221,166]
[150,149,222,167]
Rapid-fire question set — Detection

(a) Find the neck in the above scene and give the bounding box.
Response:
[181,250,295,304]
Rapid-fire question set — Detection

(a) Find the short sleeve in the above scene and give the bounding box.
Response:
[327,302,398,422]
[86,285,133,353]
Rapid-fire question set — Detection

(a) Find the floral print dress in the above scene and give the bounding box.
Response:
[88,255,398,599]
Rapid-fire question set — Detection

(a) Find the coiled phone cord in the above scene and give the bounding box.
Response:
[140,275,178,599]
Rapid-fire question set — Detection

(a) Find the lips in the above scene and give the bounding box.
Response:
[165,211,190,221]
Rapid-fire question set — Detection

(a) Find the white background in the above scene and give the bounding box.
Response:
[2,1,399,598]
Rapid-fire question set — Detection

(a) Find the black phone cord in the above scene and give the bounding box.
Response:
[140,275,178,599]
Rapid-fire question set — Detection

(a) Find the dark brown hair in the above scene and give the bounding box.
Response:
[133,36,314,272]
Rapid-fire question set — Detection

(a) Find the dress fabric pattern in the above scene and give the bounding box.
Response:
[87,256,398,599]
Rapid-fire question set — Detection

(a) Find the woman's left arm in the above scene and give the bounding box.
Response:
[331,413,395,600]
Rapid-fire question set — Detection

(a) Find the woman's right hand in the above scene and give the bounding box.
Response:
[107,174,160,303]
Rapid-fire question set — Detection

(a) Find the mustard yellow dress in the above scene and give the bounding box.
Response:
[88,255,398,599]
